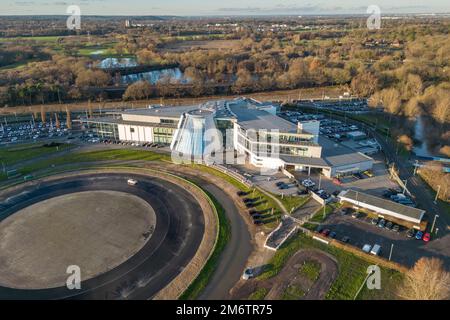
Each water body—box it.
[98,57,188,85]
[413,115,437,158]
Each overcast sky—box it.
[2,0,449,15]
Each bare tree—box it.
[398,257,450,300]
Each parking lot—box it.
[316,209,450,268]
[0,120,71,146]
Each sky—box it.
[1,0,449,16]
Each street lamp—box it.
[434,185,441,204]
[431,215,440,234]
[389,243,394,261]
[402,179,408,195]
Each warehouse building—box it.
[338,189,425,228]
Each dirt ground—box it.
[231,249,338,300]
[0,190,156,289]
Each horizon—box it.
[2,0,450,16]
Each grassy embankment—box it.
[255,232,403,300]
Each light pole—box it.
[431,215,439,234]
[434,185,441,204]
[402,179,408,195]
[388,243,394,261]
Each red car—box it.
[321,229,331,237]
[423,233,431,242]
[333,178,342,185]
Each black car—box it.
[341,236,350,243]
[245,203,255,208]
[406,229,416,238]
[237,191,248,197]
[316,225,324,233]
[243,198,254,203]
[275,181,285,187]
[329,231,337,239]
[253,220,263,225]
[297,189,308,195]
[248,210,258,216]
[252,214,262,220]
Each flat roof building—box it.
[82,97,374,177]
[338,189,425,227]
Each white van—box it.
[370,244,382,256]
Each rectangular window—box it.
[130,128,135,133]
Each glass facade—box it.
[153,127,175,144]
[92,122,119,140]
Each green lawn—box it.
[0,143,73,166]
[248,288,269,300]
[19,149,170,175]
[257,232,403,300]
[308,203,338,224]
[282,284,305,300]
[190,164,284,228]
[299,260,321,282]
[275,194,310,213]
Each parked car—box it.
[415,231,424,240]
[377,219,386,228]
[351,211,360,219]
[371,217,379,225]
[275,181,285,187]
[316,225,324,233]
[329,231,337,239]
[341,236,350,243]
[237,191,248,196]
[364,170,374,178]
[385,221,393,230]
[392,224,400,232]
[362,244,372,253]
[423,233,431,242]
[248,210,258,216]
[321,229,331,237]
[253,220,263,225]
[406,229,416,238]
[370,244,382,256]
[242,268,255,280]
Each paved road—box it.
[0,173,204,300]
[198,183,252,300]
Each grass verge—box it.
[257,232,403,299]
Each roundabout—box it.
[0,172,207,299]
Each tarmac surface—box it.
[0,173,205,300]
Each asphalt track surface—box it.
[0,173,204,300]
[198,183,252,300]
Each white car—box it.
[127,179,138,186]
[362,244,372,253]
[242,268,255,280]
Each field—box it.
[257,232,403,300]
[160,39,240,52]
[0,143,72,166]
